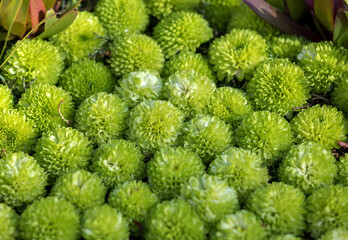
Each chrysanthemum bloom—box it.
[95,0,148,37]
[269,34,308,61]
[209,147,269,201]
[164,70,216,118]
[320,228,348,240]
[1,39,64,93]
[209,29,268,82]
[115,71,163,108]
[247,182,306,235]
[290,104,347,149]
[211,210,267,240]
[145,199,206,240]
[279,142,337,194]
[297,41,348,93]
[91,139,145,188]
[75,92,128,145]
[0,203,18,240]
[51,170,107,211]
[0,84,13,111]
[144,0,200,19]
[153,11,213,58]
[235,111,293,161]
[337,155,348,186]
[332,76,348,114]
[51,11,105,63]
[17,83,74,133]
[82,205,130,240]
[208,87,252,127]
[127,100,184,152]
[19,197,79,240]
[59,58,115,106]
[148,147,204,200]
[270,234,301,240]
[246,59,310,116]
[180,174,239,223]
[306,185,348,238]
[0,109,36,156]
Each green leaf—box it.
[314,0,334,32]
[1,0,30,37]
[333,7,348,48]
[44,8,57,30]
[42,0,56,10]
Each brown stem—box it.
[292,104,312,111]
[338,141,348,149]
[58,100,71,126]
[311,93,329,103]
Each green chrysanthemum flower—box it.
[108,180,158,223]
[109,33,164,78]
[332,76,348,114]
[235,111,293,161]
[75,92,128,145]
[0,84,13,111]
[0,152,47,208]
[34,127,92,179]
[95,0,148,37]
[269,34,308,61]
[164,70,216,118]
[1,39,64,93]
[247,182,306,235]
[337,155,348,186]
[148,147,204,200]
[51,11,105,63]
[19,197,79,240]
[145,199,205,240]
[144,0,200,19]
[209,147,269,201]
[91,139,145,188]
[290,104,347,149]
[321,228,348,240]
[127,100,184,152]
[0,203,18,240]
[17,83,74,133]
[180,174,239,223]
[209,29,268,82]
[115,71,163,108]
[297,41,348,93]
[51,170,107,211]
[246,59,310,116]
[279,142,337,194]
[208,87,252,127]
[270,234,301,240]
[0,109,36,156]
[306,185,348,238]
[211,210,267,240]
[82,204,130,240]
[59,58,115,106]
[153,11,213,58]
[181,115,232,164]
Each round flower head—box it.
[127,100,184,152]
[95,0,148,37]
[148,147,204,200]
[208,87,252,127]
[211,210,267,240]
[109,33,164,78]
[17,83,74,133]
[180,174,239,223]
[0,152,47,208]
[75,92,128,145]
[209,28,268,82]
[51,170,107,211]
[145,199,205,240]
[247,182,306,235]
[0,203,18,240]
[290,104,347,149]
[246,58,310,116]
[51,11,105,63]
[19,197,79,240]
[115,71,163,107]
[332,76,348,114]
[0,109,36,156]
[181,115,232,164]
[297,41,348,93]
[108,180,158,223]
[34,127,92,179]
[82,204,129,240]
[0,84,13,111]
[153,11,213,58]
[91,139,145,188]
[59,58,115,106]
[164,70,216,118]
[321,228,348,240]
[270,234,301,240]
[269,34,308,61]
[306,185,348,238]
[209,147,269,201]
[235,111,293,161]
[279,142,337,194]
[337,155,348,186]
[144,0,200,19]
[1,39,64,93]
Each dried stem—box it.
[338,141,348,149]
[58,100,71,126]
[292,104,312,111]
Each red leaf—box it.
[29,0,46,33]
